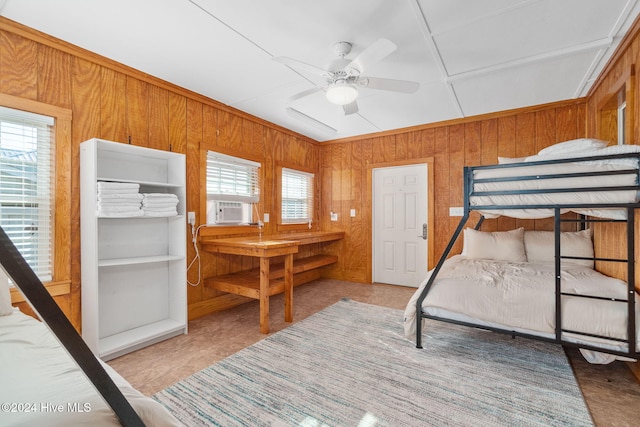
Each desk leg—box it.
[259,257,270,334]
[284,253,293,323]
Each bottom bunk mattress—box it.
[403,255,640,364]
[0,309,182,426]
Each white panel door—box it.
[373,164,428,287]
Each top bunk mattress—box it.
[469,143,640,219]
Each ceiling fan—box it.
[273,38,420,116]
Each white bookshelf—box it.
[80,138,187,361]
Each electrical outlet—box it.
[188,211,196,225]
[330,212,338,221]
[263,213,270,223]
[449,207,464,217]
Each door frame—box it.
[366,157,435,284]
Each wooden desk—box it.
[201,231,344,333]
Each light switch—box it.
[263,213,269,223]
[330,212,338,221]
[350,209,356,217]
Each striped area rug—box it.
[153,299,592,426]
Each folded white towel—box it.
[97,193,143,201]
[142,193,178,200]
[97,188,140,195]
[96,204,142,212]
[142,201,178,208]
[98,199,142,206]
[97,210,145,218]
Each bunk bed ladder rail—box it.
[554,208,638,358]
[415,166,482,348]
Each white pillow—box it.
[498,156,527,164]
[537,138,608,156]
[0,270,13,316]
[524,229,594,268]
[463,227,527,262]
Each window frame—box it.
[276,163,316,232]
[0,94,72,300]
[200,148,263,236]
[0,106,54,281]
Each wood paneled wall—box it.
[0,17,320,328]
[585,14,640,285]
[318,102,587,283]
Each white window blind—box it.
[0,106,54,282]
[206,151,260,203]
[282,168,313,223]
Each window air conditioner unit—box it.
[216,201,243,223]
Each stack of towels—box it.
[96,182,179,218]
[96,182,143,217]
[141,193,179,217]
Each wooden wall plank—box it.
[100,68,127,143]
[0,31,37,99]
[186,99,203,304]
[37,45,71,108]
[125,76,149,146]
[148,85,169,151]
[480,119,497,165]
[169,92,187,154]
[496,116,517,231]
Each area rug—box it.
[153,299,593,426]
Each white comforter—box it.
[471,162,638,219]
[0,310,182,426]
[404,255,640,363]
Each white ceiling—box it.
[1,0,639,142]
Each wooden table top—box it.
[200,230,344,257]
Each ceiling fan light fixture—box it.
[326,82,358,105]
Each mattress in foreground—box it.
[404,255,640,363]
[0,309,182,426]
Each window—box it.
[206,151,260,224]
[281,168,314,224]
[0,107,54,281]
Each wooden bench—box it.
[201,231,344,333]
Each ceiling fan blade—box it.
[273,56,331,77]
[344,38,397,75]
[358,76,420,93]
[343,100,359,115]
[289,86,324,102]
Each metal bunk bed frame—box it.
[415,152,640,360]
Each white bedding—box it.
[470,144,640,220]
[404,255,640,363]
[0,309,182,427]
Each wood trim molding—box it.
[322,98,588,145]
[0,93,72,120]
[10,280,71,304]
